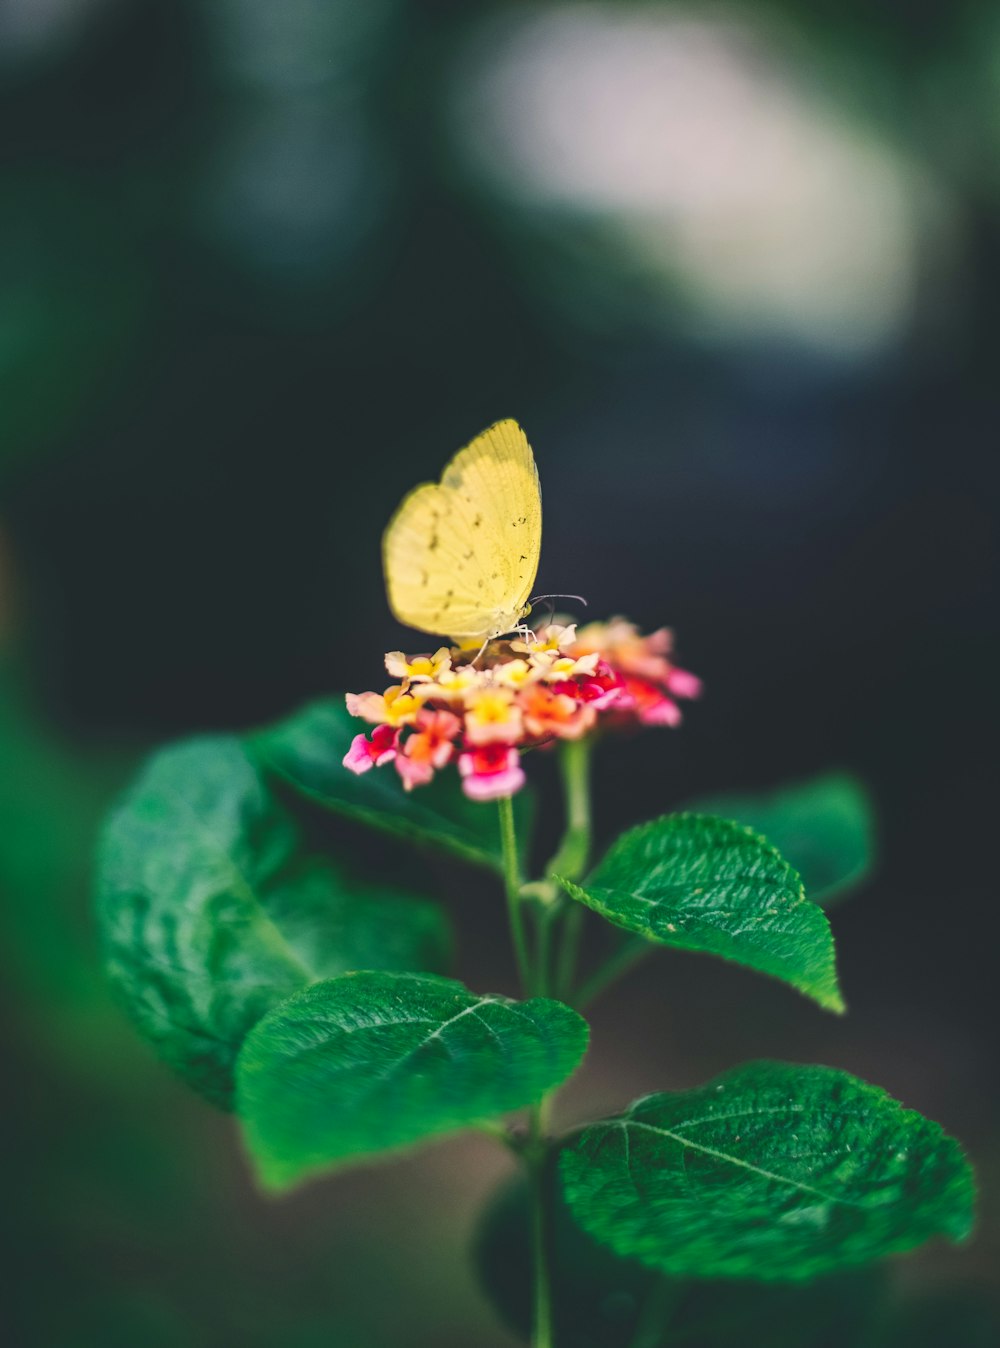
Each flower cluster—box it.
[344,619,701,801]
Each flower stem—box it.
[546,737,592,883]
[498,793,533,994]
[549,738,593,998]
[474,1119,522,1152]
[498,793,556,1348]
[528,1097,554,1348]
[535,906,554,999]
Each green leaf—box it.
[684,774,875,906]
[557,813,843,1012]
[96,737,452,1109]
[236,971,588,1190]
[249,697,533,871]
[560,1061,975,1282]
[476,1175,887,1347]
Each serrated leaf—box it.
[236,971,589,1190]
[684,774,875,906]
[561,1061,975,1281]
[96,737,452,1108]
[476,1174,887,1348]
[249,697,533,871]
[557,813,843,1011]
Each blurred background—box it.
[1,1,997,1344]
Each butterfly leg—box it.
[470,638,491,667]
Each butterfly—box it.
[382,419,542,646]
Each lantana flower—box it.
[395,709,461,791]
[465,688,524,745]
[458,745,526,801]
[384,647,453,684]
[345,686,420,727]
[343,723,399,774]
[344,616,700,800]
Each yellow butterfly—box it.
[382,419,542,646]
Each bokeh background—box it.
[1,1,998,1344]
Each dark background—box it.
[1,1,997,1344]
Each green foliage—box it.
[249,698,533,870]
[236,971,589,1190]
[684,773,875,906]
[558,813,843,1011]
[476,1173,888,1347]
[560,1061,975,1281]
[96,737,451,1109]
[91,712,974,1334]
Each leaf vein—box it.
[621,1120,870,1209]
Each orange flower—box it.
[395,709,462,791]
[519,683,596,741]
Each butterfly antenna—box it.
[529,593,588,607]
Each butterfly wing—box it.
[382,419,542,642]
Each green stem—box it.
[535,906,553,999]
[528,1098,554,1348]
[498,793,556,1347]
[549,738,593,998]
[474,1119,522,1153]
[545,737,592,882]
[498,794,533,994]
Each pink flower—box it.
[568,661,626,711]
[458,745,526,801]
[394,709,462,792]
[666,667,703,700]
[570,619,674,683]
[343,725,399,774]
[621,676,682,726]
[395,751,436,791]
